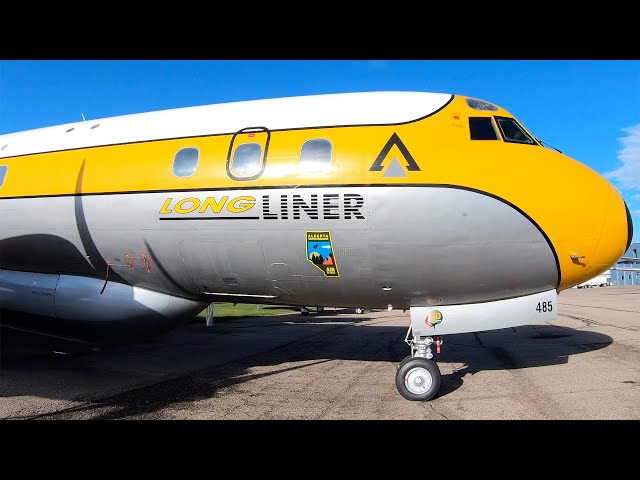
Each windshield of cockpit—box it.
[465,97,538,145]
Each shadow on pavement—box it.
[1,316,613,418]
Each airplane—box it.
[0,91,632,401]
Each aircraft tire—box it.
[397,355,414,368]
[395,357,441,401]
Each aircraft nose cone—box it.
[590,186,631,273]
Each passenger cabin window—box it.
[300,139,332,172]
[0,165,7,188]
[172,147,199,177]
[231,143,263,178]
[469,117,499,140]
[495,117,537,145]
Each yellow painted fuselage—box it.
[0,92,631,340]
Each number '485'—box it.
[536,301,553,313]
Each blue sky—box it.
[1,60,638,242]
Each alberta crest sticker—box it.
[306,231,339,277]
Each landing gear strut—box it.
[395,327,442,401]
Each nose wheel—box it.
[395,325,443,401]
[395,356,441,401]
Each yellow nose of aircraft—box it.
[560,181,632,290]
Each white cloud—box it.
[631,193,640,201]
[322,245,332,249]
[606,124,640,191]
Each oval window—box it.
[300,139,332,172]
[231,143,263,177]
[172,147,200,177]
[0,165,7,188]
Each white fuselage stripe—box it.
[0,92,453,158]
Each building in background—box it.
[610,242,640,286]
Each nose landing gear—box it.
[395,327,442,401]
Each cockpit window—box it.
[466,98,499,111]
[469,117,499,140]
[495,116,537,145]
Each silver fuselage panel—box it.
[0,186,557,318]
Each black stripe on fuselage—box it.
[159,216,260,220]
[0,182,561,289]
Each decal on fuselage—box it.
[306,231,339,277]
[159,193,365,221]
[425,310,443,327]
[369,132,420,178]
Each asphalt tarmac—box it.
[1,286,639,420]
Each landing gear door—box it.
[226,127,270,182]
